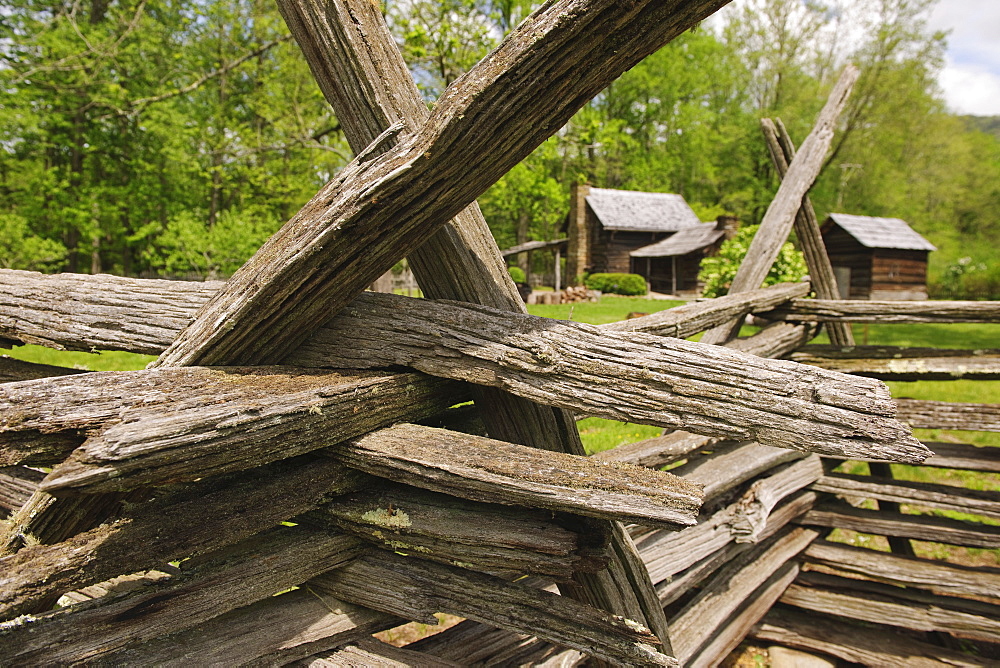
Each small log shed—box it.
[630,216,738,296]
[821,213,937,300]
[565,184,702,283]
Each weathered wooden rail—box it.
[2,0,999,664]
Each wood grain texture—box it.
[0,455,363,619]
[669,527,817,662]
[275,0,522,313]
[311,480,611,579]
[311,550,675,667]
[894,399,1000,432]
[301,637,464,668]
[761,117,853,346]
[671,442,803,502]
[333,423,703,530]
[700,66,857,344]
[780,570,1000,643]
[593,431,716,470]
[0,466,43,513]
[685,562,800,668]
[0,270,222,354]
[154,0,731,367]
[4,368,461,493]
[763,298,1000,323]
[292,292,927,463]
[811,472,1000,520]
[0,526,362,664]
[789,345,1000,380]
[0,356,86,383]
[2,272,911,466]
[804,539,1000,601]
[726,322,819,359]
[637,489,818,585]
[923,441,1000,472]
[753,606,982,668]
[106,587,397,667]
[800,501,1000,549]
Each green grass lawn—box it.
[3,344,154,371]
[526,294,685,323]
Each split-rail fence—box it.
[1,0,998,665]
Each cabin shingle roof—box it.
[826,213,937,252]
[586,187,701,233]
[630,224,724,257]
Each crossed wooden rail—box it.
[0,0,971,663]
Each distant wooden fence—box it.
[1,0,999,665]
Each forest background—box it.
[2,0,998,298]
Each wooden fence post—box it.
[701,65,858,345]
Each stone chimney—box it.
[715,215,739,240]
[565,182,591,285]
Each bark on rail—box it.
[0,270,813,356]
[0,368,462,491]
[292,292,927,462]
[0,270,222,354]
[333,424,703,530]
[752,606,983,668]
[669,527,818,664]
[153,0,731,367]
[311,550,674,667]
[760,117,853,346]
[762,298,1000,323]
[312,481,612,579]
[273,0,674,647]
[0,526,362,663]
[601,282,810,338]
[0,455,363,618]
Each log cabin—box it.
[630,217,737,296]
[821,213,936,300]
[565,184,702,285]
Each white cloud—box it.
[939,61,1000,115]
[929,0,1000,115]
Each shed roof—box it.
[630,224,725,258]
[586,187,701,233]
[826,213,937,252]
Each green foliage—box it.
[698,225,808,298]
[507,266,527,284]
[584,273,648,296]
[0,0,347,277]
[0,214,68,272]
[144,207,281,279]
[930,257,1000,300]
[0,0,995,292]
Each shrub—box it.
[929,257,1000,300]
[698,225,807,298]
[585,272,648,296]
[507,265,526,284]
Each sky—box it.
[930,1,1000,116]
[707,0,1000,117]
